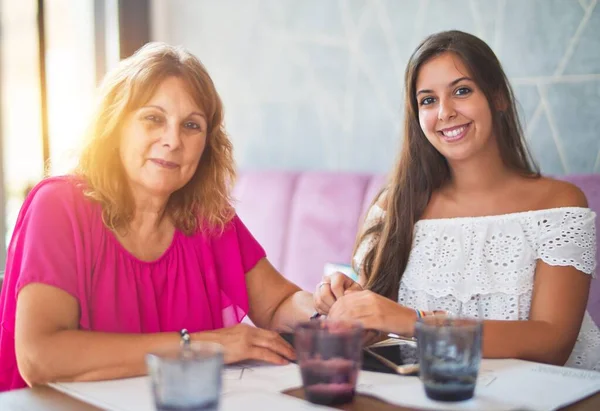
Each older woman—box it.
[0,42,314,391]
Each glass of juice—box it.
[294,319,363,405]
[146,341,223,411]
[415,316,482,402]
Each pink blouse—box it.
[0,176,265,391]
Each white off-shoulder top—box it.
[354,206,599,371]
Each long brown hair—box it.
[75,42,235,235]
[355,30,539,300]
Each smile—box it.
[149,158,180,169]
[437,122,471,142]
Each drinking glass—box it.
[294,319,363,405]
[146,341,224,411]
[415,316,482,402]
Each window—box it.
[0,0,44,251]
[0,0,147,270]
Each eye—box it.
[143,114,163,123]
[420,97,436,106]
[183,121,202,130]
[455,87,472,96]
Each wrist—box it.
[392,306,418,337]
[191,329,220,345]
[179,329,191,347]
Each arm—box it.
[16,281,299,385]
[245,258,314,332]
[328,261,590,365]
[481,259,590,365]
[15,284,182,385]
[485,182,593,365]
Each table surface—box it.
[1,384,599,411]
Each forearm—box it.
[482,320,574,365]
[269,290,314,332]
[18,330,180,385]
[392,312,573,365]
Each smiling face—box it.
[415,52,496,163]
[119,76,208,200]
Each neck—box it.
[446,143,513,194]
[129,191,171,235]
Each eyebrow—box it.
[416,77,474,96]
[140,105,206,120]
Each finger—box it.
[330,274,352,299]
[316,285,336,310]
[315,300,332,315]
[362,329,383,347]
[248,347,289,365]
[316,276,331,290]
[251,329,296,360]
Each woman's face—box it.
[119,76,208,200]
[415,52,496,163]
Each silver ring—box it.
[317,281,330,290]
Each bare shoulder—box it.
[535,177,588,209]
[360,188,388,229]
[374,188,389,209]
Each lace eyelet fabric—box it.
[354,205,599,371]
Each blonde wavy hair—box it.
[75,42,235,235]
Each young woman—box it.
[314,31,598,370]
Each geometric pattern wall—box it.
[151,0,600,175]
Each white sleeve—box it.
[537,208,597,276]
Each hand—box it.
[199,324,295,365]
[313,272,363,316]
[361,329,385,347]
[328,290,417,336]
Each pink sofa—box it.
[233,171,600,328]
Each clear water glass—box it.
[146,341,224,411]
[415,316,483,402]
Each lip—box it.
[437,122,471,142]
[149,158,180,169]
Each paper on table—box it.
[478,359,600,411]
[222,362,303,394]
[50,376,154,411]
[51,378,331,411]
[357,359,600,411]
[49,362,305,411]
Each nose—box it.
[437,98,457,122]
[161,122,182,150]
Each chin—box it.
[435,138,480,160]
[146,187,177,198]
[142,181,183,197]
[439,148,479,163]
